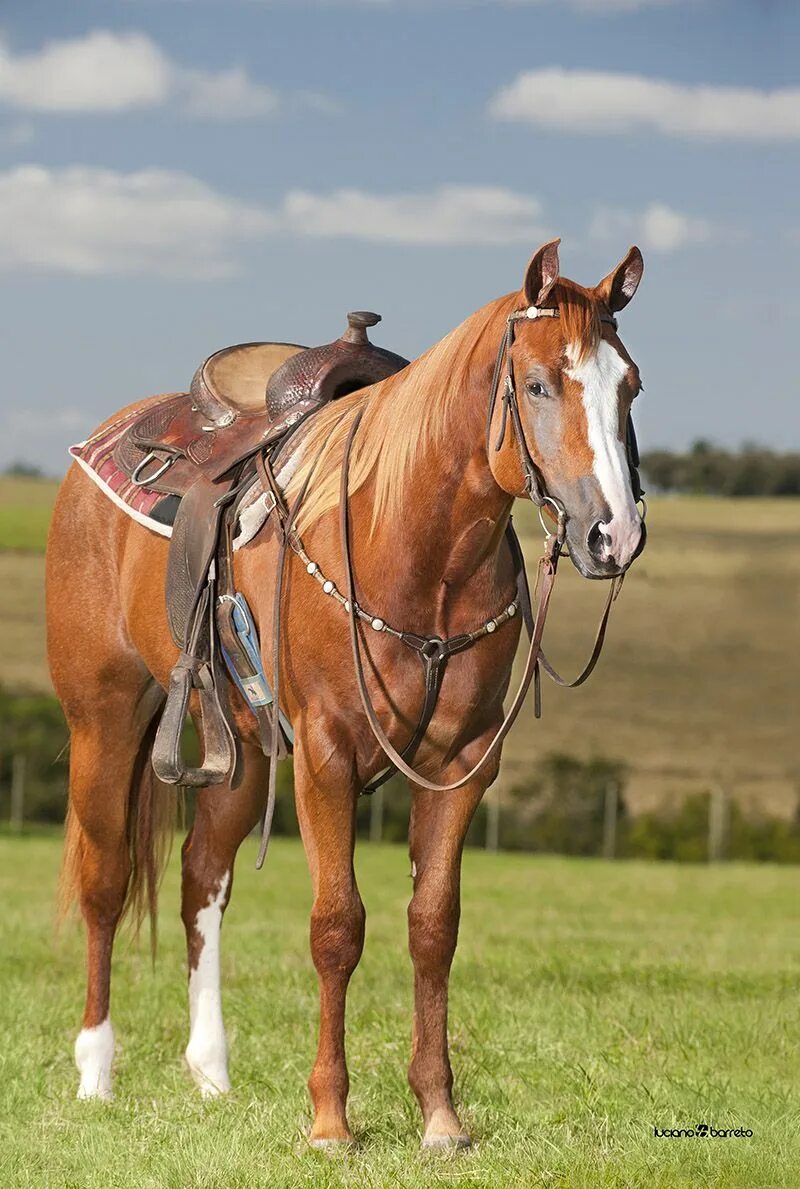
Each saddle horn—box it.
[265,312,409,422]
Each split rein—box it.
[253,303,626,861]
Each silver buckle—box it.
[131,452,175,486]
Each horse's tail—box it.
[58,717,178,957]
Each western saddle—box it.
[115,312,408,798]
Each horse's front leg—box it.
[408,750,490,1149]
[181,741,267,1097]
[293,734,365,1146]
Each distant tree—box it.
[4,461,45,478]
[723,450,772,496]
[641,444,800,497]
[770,454,800,496]
[506,753,627,855]
[638,449,680,493]
[0,688,69,823]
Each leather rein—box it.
[252,302,641,861]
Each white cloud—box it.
[0,171,552,275]
[0,30,278,118]
[490,68,800,142]
[0,31,168,113]
[589,202,715,253]
[179,66,277,119]
[0,166,272,277]
[279,185,548,244]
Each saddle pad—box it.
[70,401,269,544]
[69,401,180,539]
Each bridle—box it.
[487,302,644,538]
[252,301,644,862]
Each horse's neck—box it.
[361,372,512,622]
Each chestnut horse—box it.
[47,240,645,1147]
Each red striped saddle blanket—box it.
[69,400,181,538]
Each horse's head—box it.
[488,239,646,579]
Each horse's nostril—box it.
[586,521,607,561]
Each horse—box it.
[46,239,646,1148]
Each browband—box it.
[510,306,619,330]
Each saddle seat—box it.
[190,342,304,424]
[114,311,409,500]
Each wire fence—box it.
[2,687,798,864]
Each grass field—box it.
[0,476,58,554]
[1,476,797,813]
[0,832,798,1188]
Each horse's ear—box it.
[597,246,644,313]
[524,239,561,307]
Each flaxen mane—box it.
[286,295,512,535]
[286,278,603,536]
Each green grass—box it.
[1,832,798,1187]
[0,477,60,552]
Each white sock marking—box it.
[75,1017,114,1101]
[185,871,231,1098]
[567,339,642,567]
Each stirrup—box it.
[152,654,235,786]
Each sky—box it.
[0,0,797,473]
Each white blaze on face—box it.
[566,339,642,567]
[185,871,231,1099]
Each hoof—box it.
[308,1137,353,1150]
[196,1080,230,1101]
[76,1085,114,1103]
[422,1106,471,1150]
[422,1133,472,1151]
[186,1053,231,1099]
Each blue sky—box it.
[0,0,797,472]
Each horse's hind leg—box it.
[181,742,267,1097]
[64,686,163,1100]
[407,773,485,1148]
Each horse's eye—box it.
[527,380,548,398]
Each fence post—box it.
[10,753,26,832]
[708,785,728,862]
[486,792,500,852]
[369,784,384,844]
[602,780,618,860]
